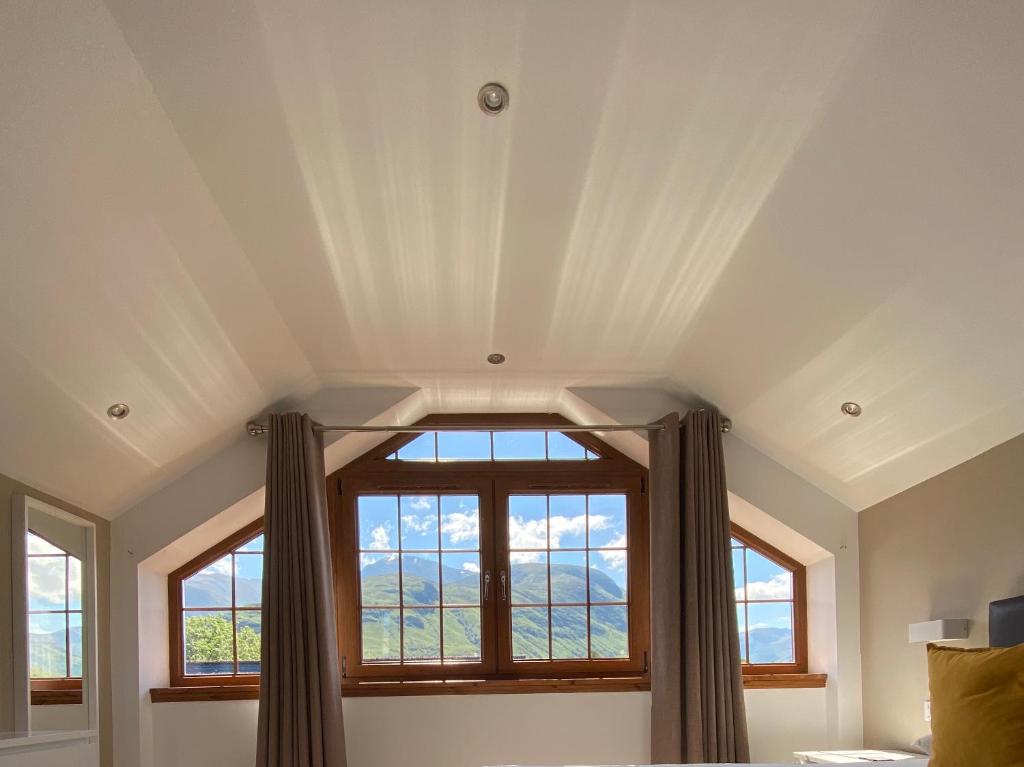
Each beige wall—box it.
[0,472,112,767]
[860,433,1024,750]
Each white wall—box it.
[113,385,863,766]
[148,689,828,767]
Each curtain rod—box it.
[245,421,671,437]
[246,417,733,436]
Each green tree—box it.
[184,614,233,662]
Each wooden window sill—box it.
[31,689,83,705]
[151,673,825,702]
[742,672,827,689]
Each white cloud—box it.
[461,561,480,574]
[408,496,433,510]
[441,511,479,544]
[28,558,66,608]
[401,513,437,534]
[593,548,627,572]
[510,551,544,564]
[368,524,393,550]
[739,574,792,601]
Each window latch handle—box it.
[500,570,508,601]
[483,570,491,601]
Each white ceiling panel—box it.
[1,0,1022,515]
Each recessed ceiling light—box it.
[486,353,506,365]
[841,401,862,417]
[107,402,130,420]
[478,83,509,116]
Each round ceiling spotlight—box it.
[478,83,509,116]
[841,401,862,417]
[486,353,506,365]
[107,402,130,420]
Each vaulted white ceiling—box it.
[2,0,1023,517]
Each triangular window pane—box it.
[386,429,601,461]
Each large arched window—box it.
[163,414,814,695]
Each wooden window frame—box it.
[157,414,821,699]
[167,518,264,688]
[730,523,808,676]
[331,414,650,689]
[26,530,83,704]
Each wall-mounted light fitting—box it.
[908,619,970,644]
[478,83,509,116]
[841,401,862,417]
[107,402,130,420]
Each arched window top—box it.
[730,524,807,674]
[385,430,601,462]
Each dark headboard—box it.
[989,595,1024,647]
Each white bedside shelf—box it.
[794,750,921,763]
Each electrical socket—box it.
[924,700,931,722]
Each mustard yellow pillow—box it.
[927,643,1024,767]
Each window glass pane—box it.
[396,432,436,461]
[590,605,629,658]
[235,611,262,674]
[69,612,83,677]
[551,606,588,658]
[440,496,479,550]
[360,553,399,606]
[732,547,745,600]
[548,495,586,548]
[28,556,66,611]
[588,494,627,548]
[402,553,440,606]
[183,610,234,675]
[511,553,547,604]
[589,550,628,602]
[442,607,481,663]
[493,431,546,460]
[585,449,600,460]
[508,495,546,549]
[441,553,480,605]
[403,608,440,661]
[182,554,232,608]
[67,557,82,611]
[737,604,747,663]
[237,534,264,552]
[745,548,792,600]
[358,496,398,551]
[234,553,263,608]
[512,607,549,660]
[546,432,585,460]
[746,602,794,663]
[27,531,62,555]
[400,496,439,550]
[29,613,66,678]
[437,431,491,461]
[362,608,401,662]
[549,551,587,603]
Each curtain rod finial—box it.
[247,422,268,436]
[720,417,732,434]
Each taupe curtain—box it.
[650,409,749,763]
[256,413,347,767]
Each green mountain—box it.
[741,627,794,664]
[359,557,629,661]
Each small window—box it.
[730,525,807,674]
[168,522,264,685]
[386,430,601,462]
[26,531,82,683]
